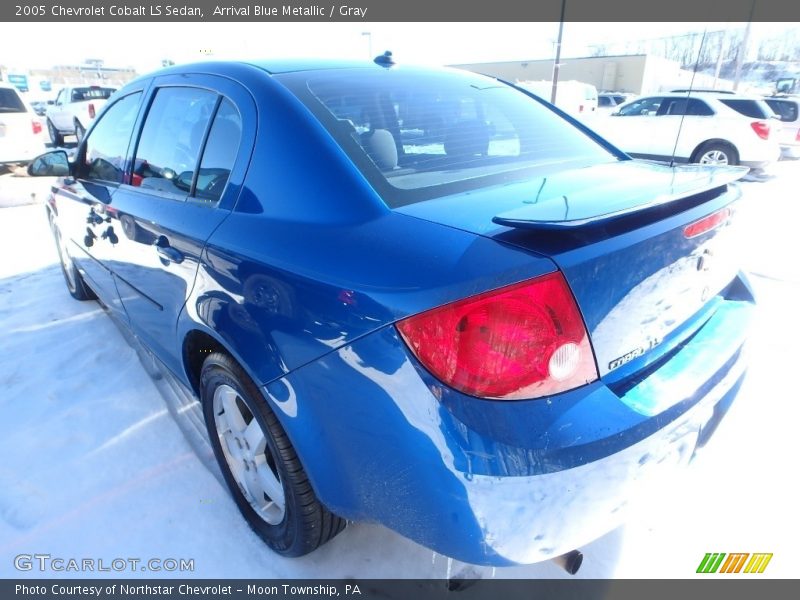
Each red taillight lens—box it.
[88,103,96,119]
[683,207,731,238]
[397,272,598,400]
[795,129,800,142]
[750,121,770,140]
[31,120,42,135]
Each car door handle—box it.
[153,236,184,264]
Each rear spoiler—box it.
[493,165,748,231]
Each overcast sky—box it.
[1,21,798,75]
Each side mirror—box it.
[27,150,71,177]
[47,100,55,105]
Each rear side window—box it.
[283,69,614,205]
[719,99,771,119]
[82,92,142,183]
[661,98,714,116]
[194,98,242,203]
[765,99,798,122]
[71,87,116,102]
[0,88,26,113]
[132,87,217,198]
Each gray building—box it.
[453,54,735,94]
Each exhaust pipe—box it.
[552,549,583,575]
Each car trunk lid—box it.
[396,160,748,379]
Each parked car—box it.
[28,60,753,567]
[45,85,117,146]
[597,92,635,113]
[0,83,46,166]
[764,95,800,159]
[516,80,598,115]
[587,91,780,167]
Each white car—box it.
[517,80,598,116]
[586,91,780,168]
[45,85,116,145]
[764,95,800,159]
[0,84,46,166]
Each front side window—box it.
[81,92,142,183]
[281,68,615,205]
[617,97,663,116]
[132,87,217,197]
[193,98,242,203]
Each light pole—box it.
[361,32,372,59]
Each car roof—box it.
[245,59,386,74]
[635,91,765,101]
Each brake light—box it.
[31,120,42,135]
[750,121,770,140]
[397,272,598,400]
[683,207,731,239]
[88,103,96,119]
[796,129,800,142]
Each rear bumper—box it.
[264,275,754,566]
[0,140,46,164]
[779,143,800,159]
[741,142,781,168]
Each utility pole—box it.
[362,32,372,59]
[550,0,566,104]
[712,28,726,90]
[733,1,755,91]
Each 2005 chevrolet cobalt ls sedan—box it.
[28,58,753,566]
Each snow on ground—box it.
[0,162,798,579]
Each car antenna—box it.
[670,27,708,168]
[374,51,395,67]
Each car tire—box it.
[692,142,739,166]
[200,352,346,557]
[47,119,64,147]
[49,211,96,301]
[74,120,86,143]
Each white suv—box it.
[586,91,780,168]
[0,84,46,166]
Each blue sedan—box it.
[28,57,753,567]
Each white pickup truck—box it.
[45,85,116,146]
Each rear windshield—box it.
[765,98,798,122]
[278,68,616,207]
[719,99,772,119]
[0,88,26,113]
[72,87,116,101]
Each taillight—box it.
[750,121,770,140]
[683,207,731,239]
[88,103,96,119]
[796,129,800,142]
[31,120,42,135]
[397,272,598,400]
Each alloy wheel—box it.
[212,384,286,525]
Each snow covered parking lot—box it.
[0,162,798,579]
